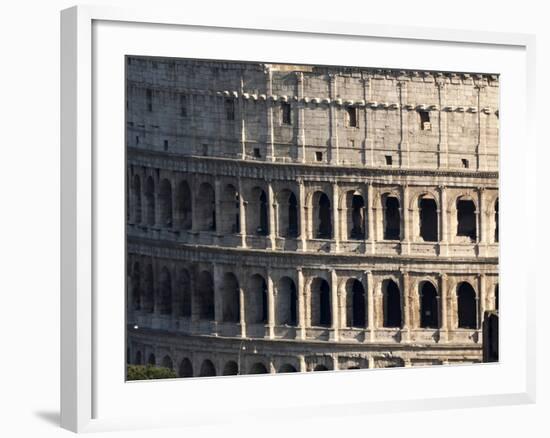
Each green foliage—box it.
[127,364,177,381]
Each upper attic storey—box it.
[126,56,499,172]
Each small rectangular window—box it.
[419,111,431,130]
[253,148,261,158]
[135,136,139,145]
[385,155,393,165]
[281,102,292,125]
[202,144,208,156]
[163,140,168,151]
[146,89,152,112]
[152,61,158,69]
[127,57,132,65]
[315,152,323,162]
[347,107,358,127]
[461,158,469,168]
[225,99,235,121]
[180,95,187,117]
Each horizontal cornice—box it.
[127,148,499,184]
[127,236,499,270]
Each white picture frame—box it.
[60,4,536,433]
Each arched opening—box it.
[247,274,268,324]
[132,175,142,224]
[220,184,240,234]
[161,355,173,370]
[288,192,298,237]
[249,363,268,374]
[314,192,332,239]
[277,190,298,238]
[131,262,141,311]
[178,358,193,377]
[144,176,155,226]
[420,281,439,328]
[349,193,365,240]
[223,361,239,376]
[279,364,297,373]
[222,272,240,323]
[177,268,191,317]
[254,188,269,236]
[457,282,477,329]
[494,199,499,243]
[197,271,214,320]
[456,198,476,240]
[199,359,216,377]
[383,279,402,328]
[277,277,297,326]
[419,197,438,242]
[196,182,216,231]
[313,364,329,372]
[311,278,331,327]
[134,351,142,365]
[346,279,366,328]
[148,353,156,366]
[143,264,154,313]
[384,195,401,240]
[176,180,192,230]
[158,267,172,315]
[159,179,173,228]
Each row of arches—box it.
[129,261,490,330]
[130,353,351,377]
[128,174,499,243]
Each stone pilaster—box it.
[240,75,246,160]
[436,79,448,168]
[478,274,485,332]
[238,178,247,248]
[478,187,487,257]
[439,273,448,342]
[298,355,306,372]
[298,179,307,251]
[402,184,410,254]
[367,183,376,254]
[401,271,411,342]
[366,271,375,341]
[265,66,274,161]
[330,269,339,341]
[397,81,409,167]
[361,74,371,165]
[296,72,306,163]
[439,185,448,256]
[268,181,276,250]
[328,74,339,164]
[297,268,306,340]
[368,356,376,369]
[332,182,340,252]
[475,187,482,246]
[239,279,246,338]
[267,268,275,339]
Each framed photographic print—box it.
[61,4,536,433]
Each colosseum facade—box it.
[126,56,499,377]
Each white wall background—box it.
[0,1,546,437]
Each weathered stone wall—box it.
[127,57,499,169]
[126,56,499,377]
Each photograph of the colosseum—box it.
[126,56,499,380]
